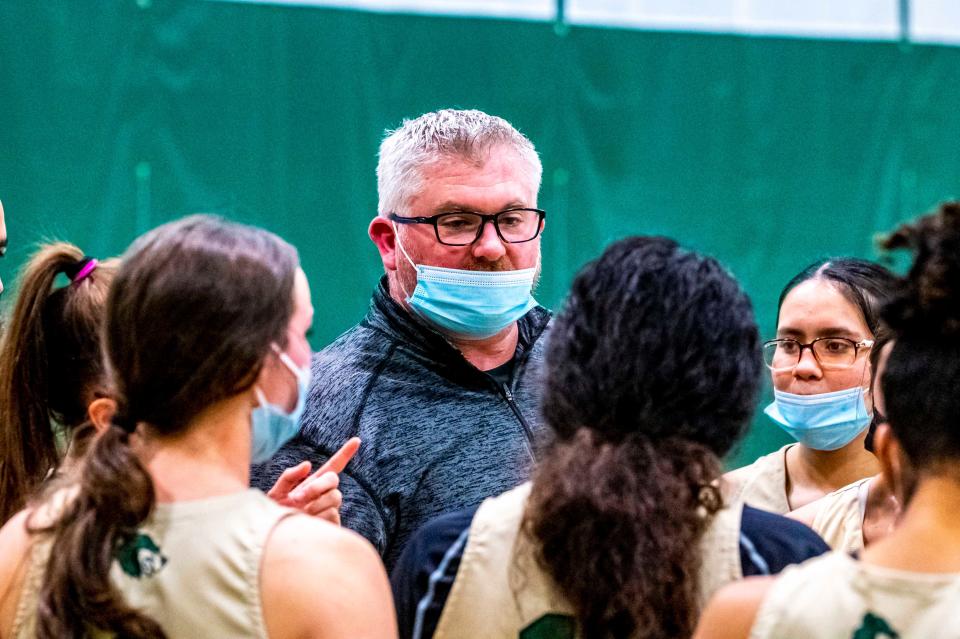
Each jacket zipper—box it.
[499,383,538,461]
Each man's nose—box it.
[471,220,507,262]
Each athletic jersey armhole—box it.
[740,505,830,577]
[391,507,477,639]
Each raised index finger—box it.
[267,460,312,500]
[310,437,361,479]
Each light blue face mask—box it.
[394,226,538,340]
[250,346,311,464]
[764,386,872,451]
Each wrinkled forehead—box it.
[423,144,538,178]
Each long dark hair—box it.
[0,243,116,524]
[33,215,299,638]
[880,202,960,473]
[777,257,896,338]
[524,237,762,639]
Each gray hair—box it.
[377,109,542,215]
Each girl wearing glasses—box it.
[726,258,895,515]
[696,202,960,639]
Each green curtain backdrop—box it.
[2,1,958,466]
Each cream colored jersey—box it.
[12,489,295,638]
[434,482,744,639]
[750,551,960,638]
[725,444,794,514]
[811,477,871,554]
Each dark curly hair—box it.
[523,236,762,639]
[880,201,960,471]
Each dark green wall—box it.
[2,1,958,466]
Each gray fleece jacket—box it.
[251,277,551,569]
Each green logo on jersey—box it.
[852,612,900,639]
[520,614,575,639]
[116,533,167,578]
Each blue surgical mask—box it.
[764,386,872,451]
[250,347,311,464]
[394,226,538,340]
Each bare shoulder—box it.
[261,515,397,639]
[0,510,36,635]
[693,576,774,639]
[267,513,383,570]
[0,509,34,590]
[0,509,32,553]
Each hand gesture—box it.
[268,437,361,526]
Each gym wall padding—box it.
[2,1,958,466]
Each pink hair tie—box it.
[72,258,99,283]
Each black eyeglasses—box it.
[762,337,874,371]
[388,208,546,246]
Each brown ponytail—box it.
[0,243,115,524]
[525,237,762,638]
[34,424,164,638]
[525,431,721,638]
[32,215,299,636]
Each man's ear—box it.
[368,216,398,271]
[87,397,117,434]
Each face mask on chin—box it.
[393,224,538,340]
[250,346,311,464]
[764,386,873,451]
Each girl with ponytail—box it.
[0,239,356,529]
[391,236,828,639]
[698,201,960,639]
[0,243,117,524]
[0,215,396,638]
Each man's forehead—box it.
[420,152,536,189]
[420,145,535,176]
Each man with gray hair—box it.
[252,109,551,568]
